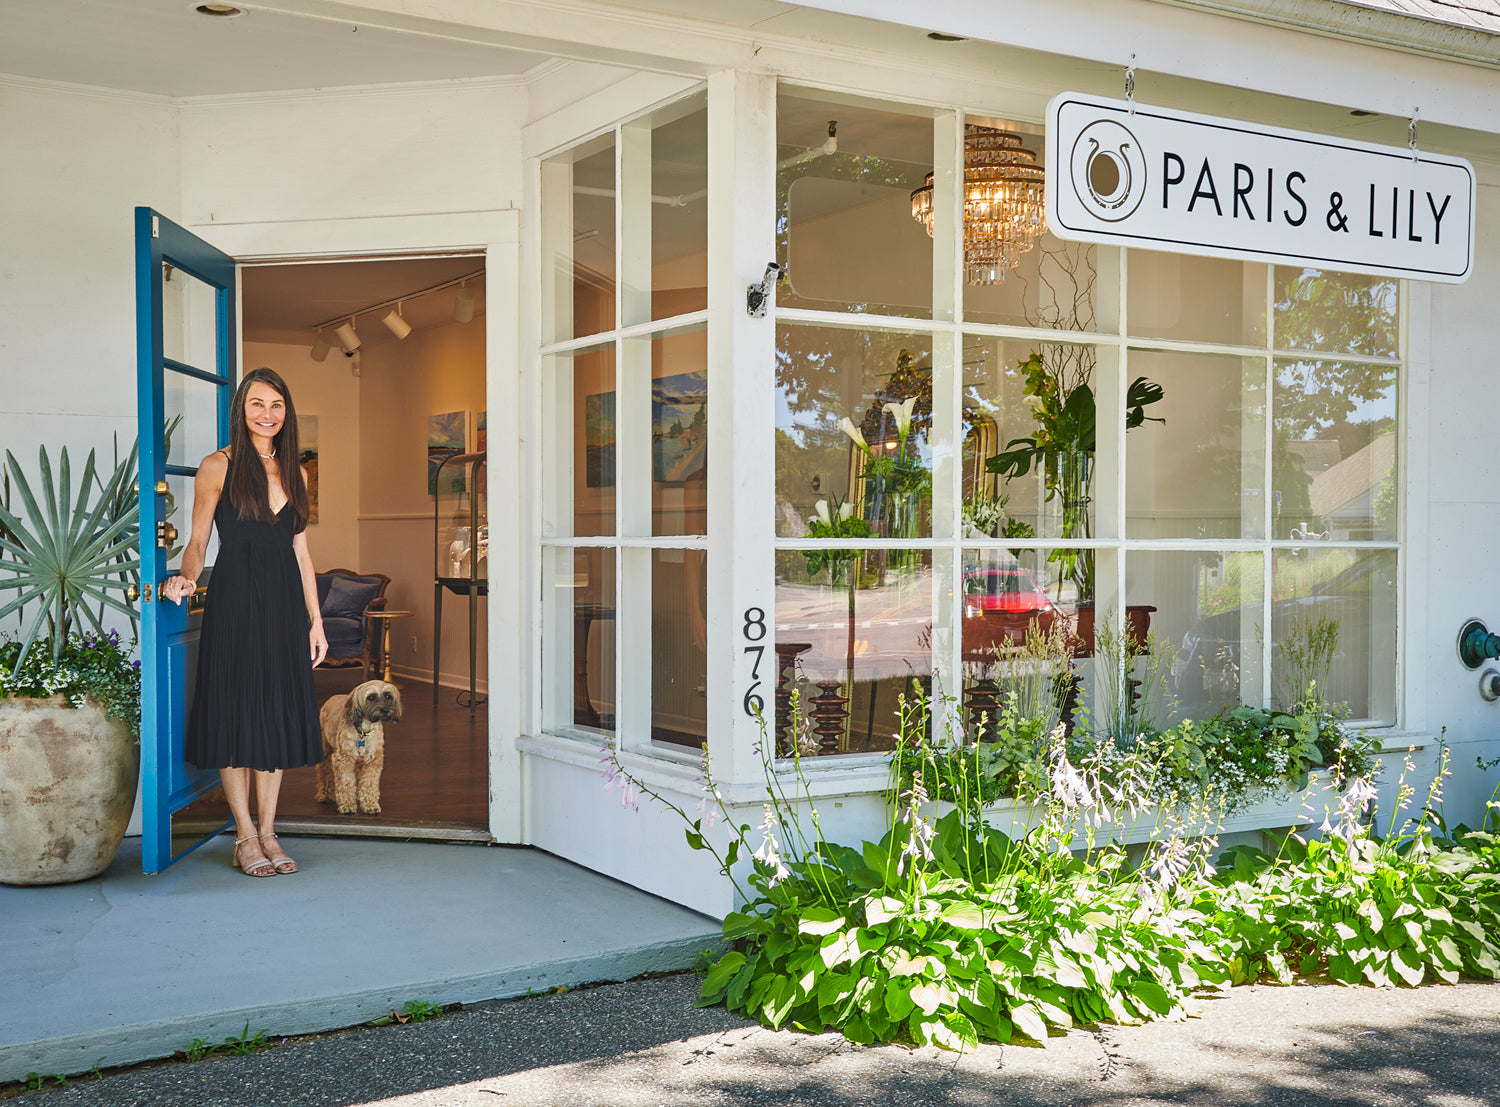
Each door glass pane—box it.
[651,550,707,751]
[164,369,220,469]
[1273,358,1397,540]
[778,93,934,318]
[1271,549,1395,724]
[1274,268,1398,357]
[651,329,707,537]
[775,324,934,539]
[1132,549,1266,722]
[962,336,1100,544]
[160,265,220,370]
[775,550,932,754]
[1125,350,1266,540]
[1128,250,1267,346]
[162,473,217,575]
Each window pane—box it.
[1130,549,1267,722]
[561,547,615,735]
[650,101,707,321]
[961,545,1080,655]
[569,346,616,538]
[962,336,1099,544]
[651,329,707,537]
[778,94,934,318]
[775,550,932,754]
[1273,359,1397,540]
[776,325,933,539]
[1274,268,1397,357]
[1125,350,1266,540]
[543,137,615,342]
[965,236,1109,332]
[1271,549,1395,723]
[1128,250,1267,346]
[164,369,220,469]
[651,550,707,751]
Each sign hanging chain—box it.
[1409,107,1420,162]
[1125,53,1136,114]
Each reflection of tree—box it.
[1275,269,1397,356]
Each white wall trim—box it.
[0,71,173,104]
[176,72,527,108]
[189,210,519,260]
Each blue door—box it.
[135,208,236,873]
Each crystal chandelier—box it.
[910,126,1047,285]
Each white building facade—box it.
[5,0,1500,916]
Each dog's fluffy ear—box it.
[345,694,363,728]
[386,684,403,718]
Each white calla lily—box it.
[839,416,869,453]
[812,499,832,529]
[836,500,853,522]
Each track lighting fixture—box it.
[310,331,332,362]
[381,303,411,339]
[454,283,475,324]
[334,319,361,353]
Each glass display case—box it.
[433,452,488,713]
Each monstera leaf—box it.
[0,446,140,671]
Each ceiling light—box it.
[381,303,411,340]
[334,319,361,353]
[454,283,475,324]
[310,331,332,362]
[911,125,1046,284]
[194,4,244,16]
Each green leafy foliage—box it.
[0,630,142,737]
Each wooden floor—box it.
[180,668,490,831]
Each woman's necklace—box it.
[259,449,275,459]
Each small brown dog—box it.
[316,680,402,815]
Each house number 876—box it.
[742,606,766,716]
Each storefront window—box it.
[539,92,711,755]
[1273,268,1398,358]
[1128,250,1267,346]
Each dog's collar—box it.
[357,719,379,735]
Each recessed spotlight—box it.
[195,4,244,17]
[927,31,967,42]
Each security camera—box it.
[746,262,785,318]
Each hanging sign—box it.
[1047,92,1475,283]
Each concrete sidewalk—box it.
[0,836,722,1085]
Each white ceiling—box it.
[241,256,485,347]
[1,0,549,97]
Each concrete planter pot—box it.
[0,695,139,885]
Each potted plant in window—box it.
[985,350,1164,652]
[0,444,143,885]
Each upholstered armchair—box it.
[314,568,391,681]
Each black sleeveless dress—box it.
[185,457,322,771]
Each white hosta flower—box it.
[839,416,870,453]
[753,808,791,886]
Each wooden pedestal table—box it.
[364,610,412,684]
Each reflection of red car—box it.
[962,566,1057,656]
[962,566,1055,617]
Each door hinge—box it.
[152,214,160,238]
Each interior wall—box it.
[358,318,488,689]
[244,340,361,571]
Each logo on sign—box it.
[1070,119,1147,222]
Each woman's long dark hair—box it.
[226,367,310,532]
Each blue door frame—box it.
[134,207,236,873]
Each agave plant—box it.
[0,445,141,671]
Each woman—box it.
[162,368,328,877]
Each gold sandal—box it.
[233,835,276,877]
[259,832,298,874]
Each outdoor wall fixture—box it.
[1481,669,1500,702]
[1457,618,1500,670]
[746,262,783,318]
[910,125,1047,284]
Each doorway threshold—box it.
[178,818,493,843]
[277,818,493,843]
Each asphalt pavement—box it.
[7,972,1498,1106]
